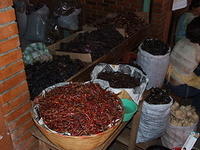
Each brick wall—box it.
[150,0,173,42]
[0,0,37,149]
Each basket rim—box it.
[32,113,122,139]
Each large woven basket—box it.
[33,117,120,150]
[31,81,122,150]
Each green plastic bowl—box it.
[121,99,138,122]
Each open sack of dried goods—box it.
[91,63,148,104]
[136,38,171,89]
[53,0,81,31]
[32,82,123,150]
[161,102,199,149]
[136,88,173,143]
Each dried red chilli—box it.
[35,83,123,136]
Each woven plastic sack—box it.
[161,122,198,149]
[136,44,170,89]
[57,9,81,30]
[136,100,173,143]
[90,63,148,104]
[24,4,49,41]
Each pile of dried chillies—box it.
[34,83,123,136]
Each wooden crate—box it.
[66,25,150,82]
[48,26,97,63]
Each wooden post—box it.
[128,101,143,150]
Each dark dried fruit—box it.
[25,55,85,100]
[35,83,123,136]
[58,26,124,60]
[94,12,147,36]
[97,71,140,88]
[141,38,169,55]
[145,88,171,104]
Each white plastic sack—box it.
[136,100,173,143]
[24,5,49,41]
[136,44,170,89]
[161,123,198,149]
[57,9,81,30]
[90,63,148,104]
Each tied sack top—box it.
[167,38,200,89]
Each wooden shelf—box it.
[117,127,162,150]
[117,127,130,146]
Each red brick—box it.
[0,48,22,68]
[0,71,26,93]
[0,36,20,54]
[1,81,28,104]
[0,60,24,81]
[1,92,29,115]
[6,102,31,122]
[8,111,32,132]
[0,23,18,40]
[0,8,16,24]
[10,120,34,143]
[0,0,13,9]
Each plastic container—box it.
[121,99,138,122]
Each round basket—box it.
[32,116,120,150]
[31,82,122,150]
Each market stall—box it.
[16,0,151,149]
[1,0,200,150]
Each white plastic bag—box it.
[24,5,49,41]
[136,44,170,89]
[161,123,198,149]
[57,9,81,30]
[136,100,173,143]
[90,63,148,104]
